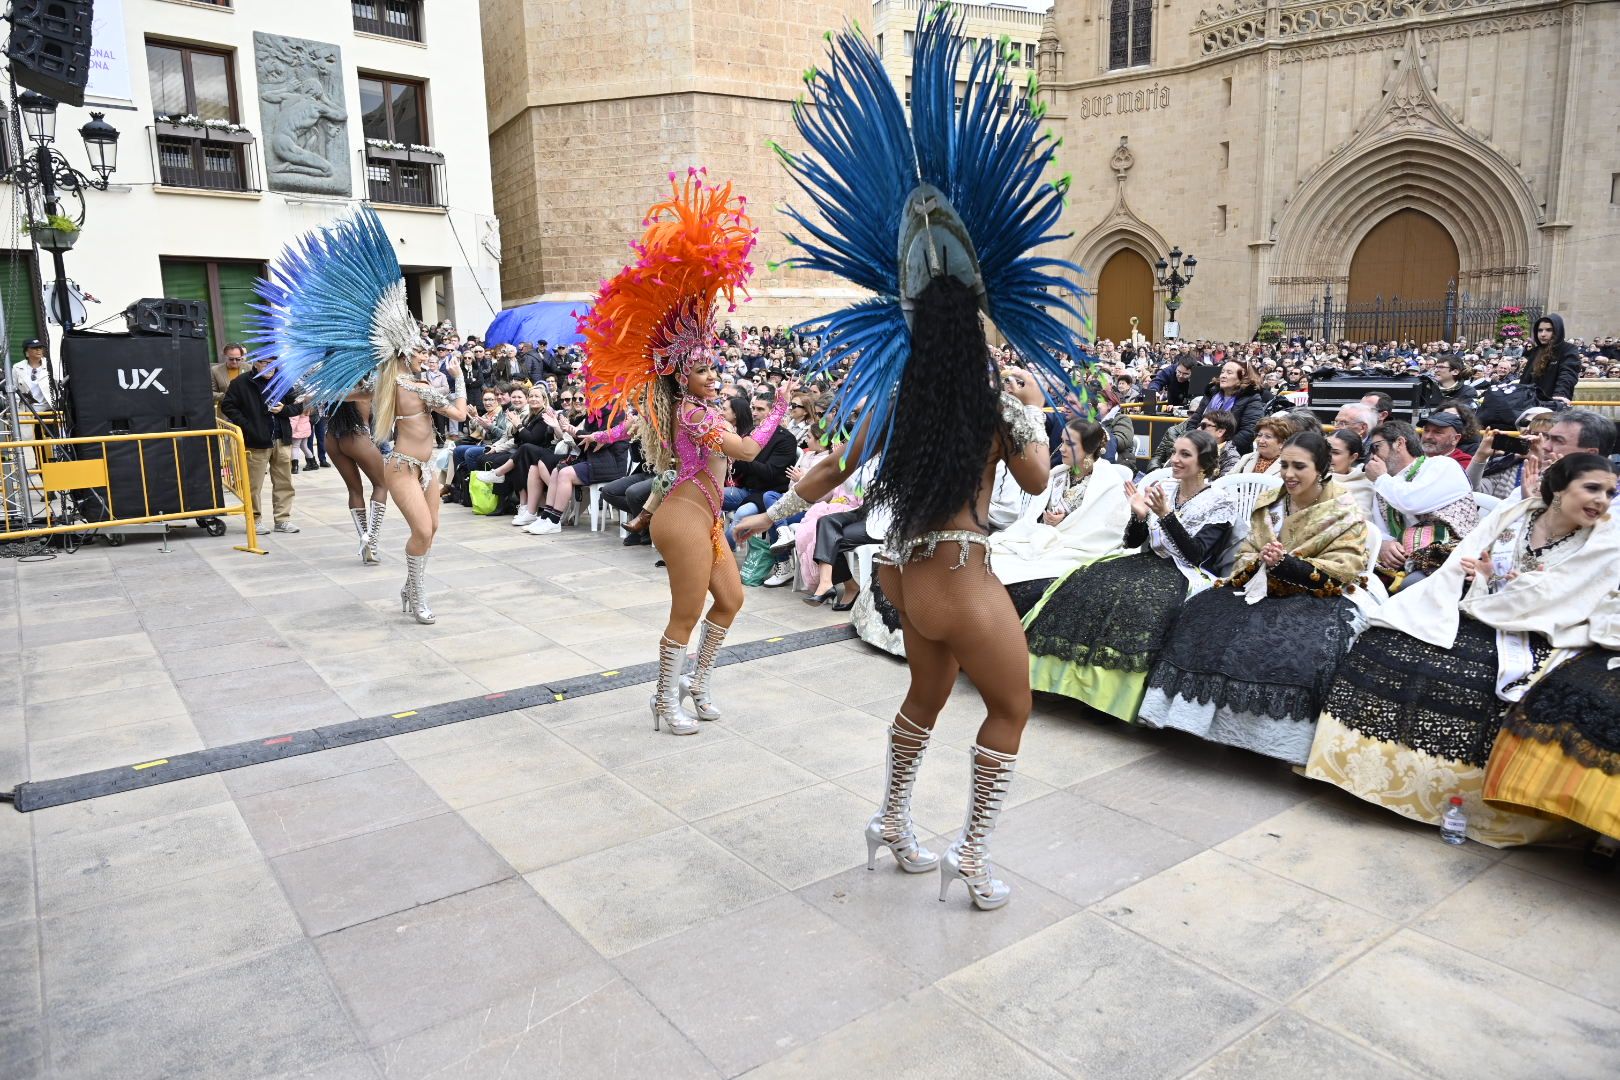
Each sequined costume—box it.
[383,375,454,492]
[674,392,789,561]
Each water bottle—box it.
[1440,796,1468,845]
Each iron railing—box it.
[362,150,445,208]
[150,127,262,194]
[1260,281,1541,345]
[352,0,424,42]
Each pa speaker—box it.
[124,298,209,339]
[1306,375,1445,427]
[7,0,95,107]
[60,333,221,520]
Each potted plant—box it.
[1255,317,1286,343]
[1495,305,1531,345]
[23,213,80,251]
[364,137,445,164]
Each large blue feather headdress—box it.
[249,206,421,406]
[773,4,1092,466]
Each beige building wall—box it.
[481,0,871,326]
[1043,0,1620,343]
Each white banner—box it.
[85,0,134,107]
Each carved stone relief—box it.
[253,32,352,196]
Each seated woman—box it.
[1328,428,1377,522]
[1306,453,1620,846]
[1234,414,1296,476]
[989,418,1133,616]
[470,385,559,516]
[1485,584,1620,860]
[1022,430,1238,724]
[1466,407,1555,501]
[1138,433,1374,764]
[1195,409,1241,478]
[523,410,636,535]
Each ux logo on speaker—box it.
[118,368,168,394]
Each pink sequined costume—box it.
[674,392,791,562]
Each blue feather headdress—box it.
[248,206,421,406]
[774,4,1092,466]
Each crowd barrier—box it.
[0,420,266,555]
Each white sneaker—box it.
[472,470,501,485]
[770,524,799,553]
[273,521,300,534]
[762,559,795,587]
[524,517,562,535]
[511,508,537,526]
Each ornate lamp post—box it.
[1154,246,1196,338]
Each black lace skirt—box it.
[1024,553,1189,673]
[328,401,368,442]
[1147,589,1361,723]
[1504,649,1620,775]
[1004,578,1055,620]
[1325,615,1548,768]
[870,577,903,634]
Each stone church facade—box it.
[1043,0,1619,343]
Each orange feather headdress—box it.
[578,168,756,421]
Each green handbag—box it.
[739,535,775,586]
[468,475,500,515]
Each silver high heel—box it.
[401,553,435,624]
[939,744,1017,910]
[362,500,386,564]
[651,635,697,735]
[678,619,727,721]
[348,507,369,563]
[865,711,939,873]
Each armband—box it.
[766,487,813,523]
[1000,392,1048,451]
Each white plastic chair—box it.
[1473,491,1501,514]
[1212,472,1282,577]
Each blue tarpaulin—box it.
[483,300,586,348]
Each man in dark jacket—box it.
[220,355,303,532]
[1519,313,1582,406]
[1146,356,1197,408]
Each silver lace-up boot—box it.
[678,619,728,721]
[865,711,940,873]
[651,635,698,735]
[939,744,1017,910]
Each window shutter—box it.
[215,262,264,357]
[0,252,41,363]
[160,259,216,357]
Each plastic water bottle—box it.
[1440,796,1468,845]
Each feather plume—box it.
[579,169,757,423]
[249,206,418,407]
[778,4,1093,469]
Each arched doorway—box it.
[1096,249,1154,343]
[1346,209,1460,340]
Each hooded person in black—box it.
[1519,313,1582,405]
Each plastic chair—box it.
[1212,472,1282,577]
[1473,491,1501,514]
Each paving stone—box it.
[1096,849,1395,999]
[742,708,891,778]
[618,892,921,1075]
[551,703,742,768]
[19,631,155,675]
[147,615,280,654]
[27,714,203,779]
[1185,1011,1420,1079]
[0,1016,44,1080]
[161,637,299,681]
[455,646,602,692]
[1295,930,1620,1080]
[1216,796,1496,921]
[271,812,513,936]
[332,669,490,716]
[18,613,143,650]
[371,977,715,1080]
[617,737,820,821]
[191,687,358,747]
[460,773,680,875]
[941,912,1268,1079]
[1412,863,1620,1011]
[177,659,330,713]
[698,781,878,889]
[316,878,613,1047]
[237,762,446,857]
[28,774,232,842]
[23,682,188,743]
[302,641,452,687]
[384,711,539,761]
[745,987,1066,1079]
[527,825,781,957]
[137,595,261,631]
[0,921,40,1023]
[49,942,361,1080]
[222,740,399,800]
[404,727,603,810]
[41,860,303,1011]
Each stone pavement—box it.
[1,467,1617,1079]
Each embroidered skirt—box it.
[1138,589,1360,765]
[1484,648,1620,840]
[1304,615,1568,847]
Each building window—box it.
[1108,0,1153,70]
[904,77,911,109]
[159,259,264,360]
[1612,173,1620,204]
[1026,43,1037,68]
[1216,205,1228,233]
[1223,76,1233,106]
[876,33,883,57]
[353,0,424,42]
[148,41,254,192]
[1220,141,1230,169]
[904,30,914,57]
[360,74,441,206]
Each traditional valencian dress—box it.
[1021,478,1238,723]
[1306,496,1620,846]
[1138,481,1376,765]
[1484,586,1620,840]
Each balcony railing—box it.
[150,123,262,194]
[352,0,423,42]
[362,146,445,208]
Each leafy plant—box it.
[1255,317,1286,343]
[19,213,79,236]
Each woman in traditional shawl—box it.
[1306,453,1620,846]
[1138,433,1374,764]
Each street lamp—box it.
[1155,246,1197,338]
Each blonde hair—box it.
[370,355,410,448]
[640,375,678,475]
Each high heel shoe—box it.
[400,553,436,624]
[865,712,939,873]
[362,500,386,565]
[939,744,1017,910]
[650,635,697,735]
[678,619,727,721]
[348,506,368,562]
[624,509,652,534]
[802,589,836,606]
[832,591,858,612]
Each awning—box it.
[483,300,586,348]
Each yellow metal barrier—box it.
[0,421,266,555]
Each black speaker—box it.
[124,297,209,338]
[1307,375,1445,427]
[61,333,222,520]
[7,1,95,107]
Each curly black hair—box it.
[866,276,1001,543]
